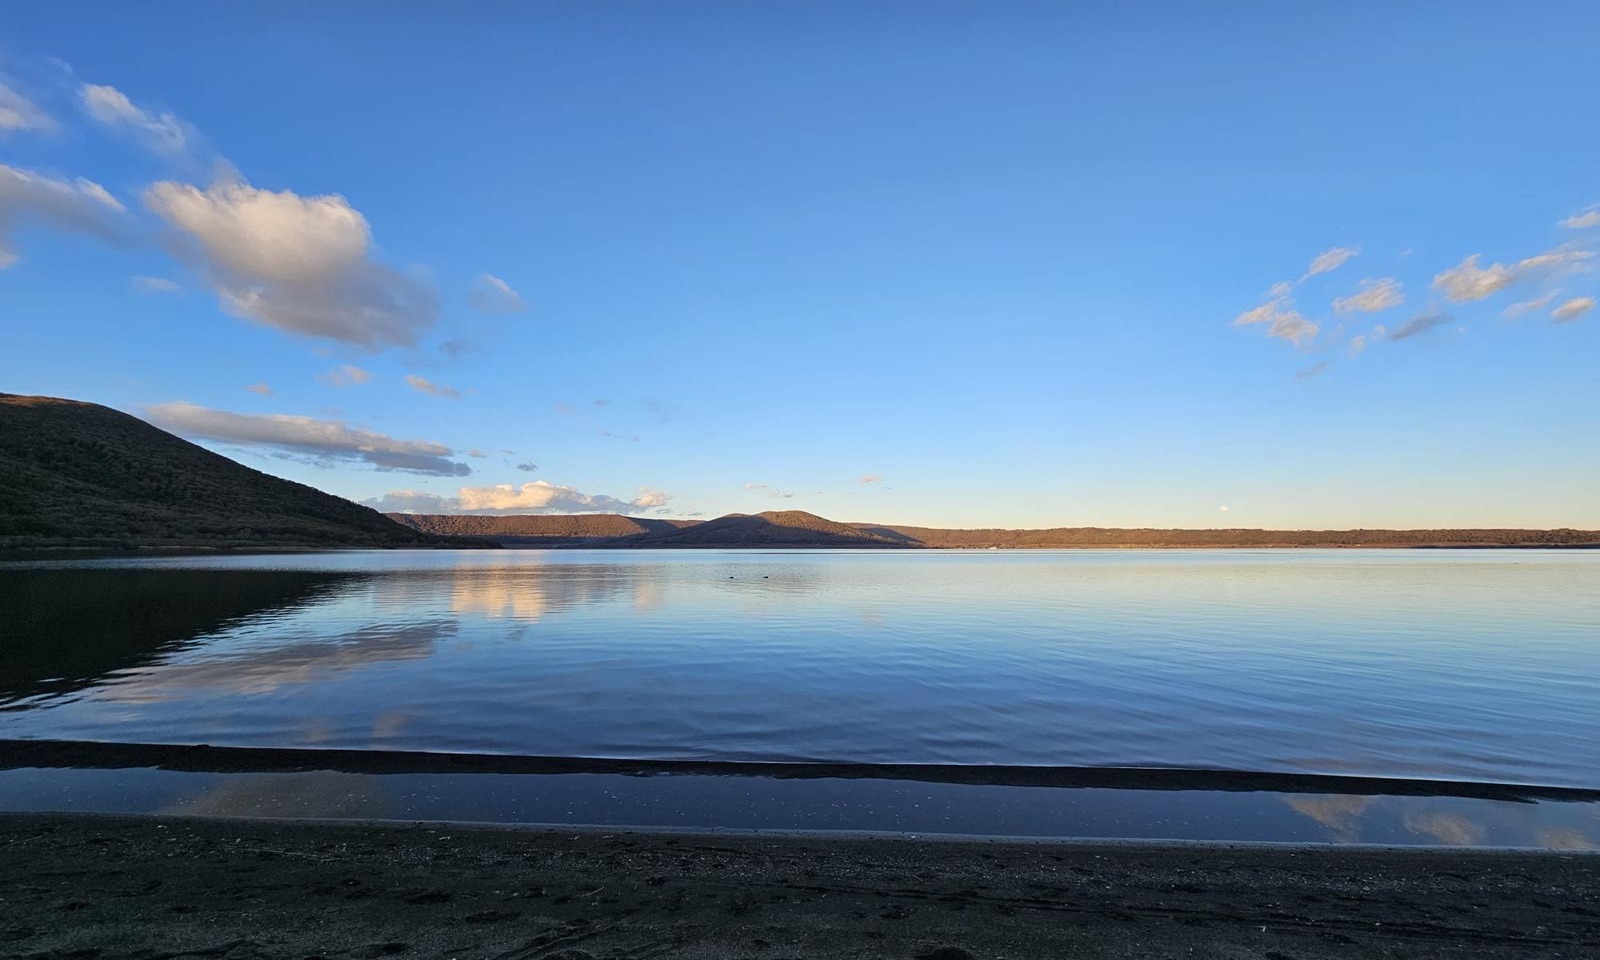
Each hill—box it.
[0,393,441,552]
[635,510,909,547]
[386,510,1600,549]
[392,513,695,545]
[854,524,1600,549]
[385,510,906,547]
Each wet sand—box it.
[6,739,1597,802]
[2,813,1596,959]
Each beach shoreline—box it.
[3,812,1596,959]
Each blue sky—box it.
[2,2,1597,528]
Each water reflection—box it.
[1,764,1596,849]
[1279,792,1600,848]
[4,551,1598,789]
[99,621,454,703]
[164,771,392,819]
[0,568,362,709]
[349,561,654,623]
[1284,795,1371,843]
[1403,810,1486,847]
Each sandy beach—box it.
[2,813,1596,959]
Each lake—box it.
[3,549,1598,845]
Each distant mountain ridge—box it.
[0,393,439,552]
[385,510,1600,549]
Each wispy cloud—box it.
[1387,311,1454,342]
[744,482,795,499]
[317,364,370,388]
[1433,248,1594,302]
[145,179,437,349]
[1295,361,1329,380]
[148,402,471,475]
[79,83,192,158]
[858,474,883,485]
[244,382,272,396]
[405,374,461,399]
[0,82,53,133]
[1303,247,1357,280]
[1432,255,1513,302]
[468,272,525,314]
[1552,296,1595,323]
[1332,277,1404,314]
[1504,291,1558,317]
[1559,207,1600,230]
[515,462,538,472]
[1232,296,1319,345]
[0,164,126,268]
[132,275,182,295]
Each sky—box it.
[2,2,1598,529]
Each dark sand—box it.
[2,814,1597,959]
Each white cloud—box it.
[1559,208,1600,230]
[1217,505,1229,512]
[0,82,52,133]
[1232,296,1319,345]
[146,401,470,476]
[1303,247,1357,279]
[633,488,670,508]
[1515,248,1595,274]
[364,480,670,515]
[468,272,526,314]
[1504,291,1558,317]
[858,474,884,485]
[132,275,182,294]
[359,490,455,513]
[79,83,190,157]
[744,482,795,499]
[1332,277,1404,314]
[1433,248,1595,302]
[0,164,126,268]
[405,374,462,399]
[144,179,437,348]
[1348,333,1368,355]
[245,382,273,395]
[1432,255,1514,301]
[1266,280,1294,298]
[1295,361,1329,380]
[1552,296,1595,323]
[1387,311,1454,341]
[317,364,371,388]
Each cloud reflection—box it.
[101,621,454,703]
[163,772,391,819]
[1285,794,1371,842]
[1402,810,1485,847]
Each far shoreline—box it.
[5,540,1600,560]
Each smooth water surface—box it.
[3,550,1597,788]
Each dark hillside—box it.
[0,394,438,552]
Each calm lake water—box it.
[4,549,1597,789]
